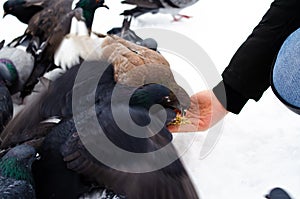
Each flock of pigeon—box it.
[0,0,200,198]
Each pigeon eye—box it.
[35,153,41,160]
[164,96,171,103]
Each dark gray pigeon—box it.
[121,0,198,21]
[0,61,197,199]
[107,17,158,51]
[0,144,38,199]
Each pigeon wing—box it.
[0,176,36,198]
[121,0,162,9]
[163,0,199,8]
[60,94,198,199]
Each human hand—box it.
[168,90,228,132]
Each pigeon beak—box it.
[3,12,8,18]
[103,4,109,9]
[96,0,109,9]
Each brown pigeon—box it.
[55,24,189,109]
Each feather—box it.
[54,18,105,70]
[0,145,37,199]
[121,0,198,20]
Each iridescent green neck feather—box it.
[0,158,33,184]
[130,90,151,108]
[76,0,97,29]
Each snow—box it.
[1,0,300,198]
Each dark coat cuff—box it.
[213,81,248,114]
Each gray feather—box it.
[0,176,35,199]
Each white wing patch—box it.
[54,17,105,70]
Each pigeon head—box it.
[140,38,158,51]
[3,0,19,17]
[130,84,184,111]
[3,0,43,24]
[0,59,18,88]
[75,0,108,29]
[95,0,109,9]
[0,144,38,183]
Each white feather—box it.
[70,17,78,35]
[54,17,105,70]
[77,20,89,36]
[43,68,65,81]
[54,35,81,70]
[78,189,123,199]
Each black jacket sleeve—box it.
[213,0,300,114]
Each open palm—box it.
[168,90,228,132]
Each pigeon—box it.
[121,0,199,21]
[0,36,38,130]
[0,36,36,133]
[59,63,197,199]
[3,0,43,24]
[0,144,38,199]
[75,0,109,32]
[1,61,197,198]
[107,17,158,50]
[0,36,35,95]
[265,187,292,199]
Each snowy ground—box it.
[1,0,300,198]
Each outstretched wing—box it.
[60,74,197,199]
[60,104,199,199]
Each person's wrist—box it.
[213,81,248,114]
[210,90,228,127]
